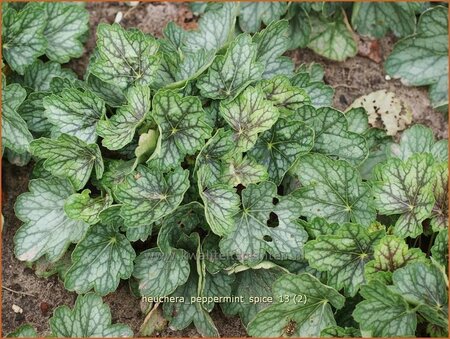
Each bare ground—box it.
[2,2,447,337]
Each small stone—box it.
[114,11,123,24]
[12,304,23,314]
[385,75,392,81]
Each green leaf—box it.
[64,189,113,225]
[286,4,311,49]
[248,118,314,185]
[197,165,240,237]
[86,74,126,107]
[197,34,264,100]
[64,223,135,296]
[14,177,89,262]
[259,76,310,112]
[148,90,212,169]
[133,248,190,297]
[392,262,448,328]
[299,217,340,239]
[2,3,46,74]
[320,326,361,338]
[23,59,77,92]
[2,83,33,154]
[390,124,448,161]
[97,85,151,150]
[353,280,417,337]
[42,3,89,62]
[115,165,189,228]
[219,86,279,152]
[44,88,105,144]
[351,2,417,38]
[184,2,237,52]
[220,181,308,265]
[365,235,426,284]
[195,128,235,181]
[221,154,268,186]
[238,2,288,33]
[252,20,294,78]
[293,105,369,164]
[6,324,37,338]
[30,134,104,191]
[307,11,357,61]
[221,266,284,326]
[431,230,448,270]
[17,91,52,133]
[291,72,334,108]
[158,202,205,254]
[247,273,345,337]
[385,6,448,109]
[305,223,384,296]
[163,266,219,337]
[50,293,133,337]
[373,153,435,238]
[90,23,160,90]
[291,154,376,225]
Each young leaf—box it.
[247,273,345,337]
[299,217,341,239]
[385,6,448,109]
[44,88,105,144]
[197,34,264,100]
[248,118,314,185]
[351,2,417,38]
[353,280,417,337]
[392,262,448,328]
[2,3,46,74]
[291,154,376,225]
[305,223,384,296]
[115,165,189,228]
[293,105,369,164]
[221,266,284,326]
[259,76,310,112]
[290,71,334,107]
[14,177,89,262]
[133,248,190,297]
[252,20,294,78]
[365,235,426,284]
[42,2,89,63]
[238,2,288,33]
[197,165,240,237]
[2,83,33,154]
[219,86,279,152]
[97,85,151,150]
[221,154,268,186]
[30,134,104,191]
[220,181,308,265]
[90,23,160,90]
[307,11,357,61]
[390,124,448,161]
[50,293,133,337]
[6,324,37,338]
[64,223,135,296]
[373,153,435,238]
[64,189,113,225]
[148,90,212,169]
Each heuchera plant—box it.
[2,2,449,338]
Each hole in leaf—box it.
[272,197,279,205]
[266,212,279,228]
[263,235,273,242]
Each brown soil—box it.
[2,2,447,338]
